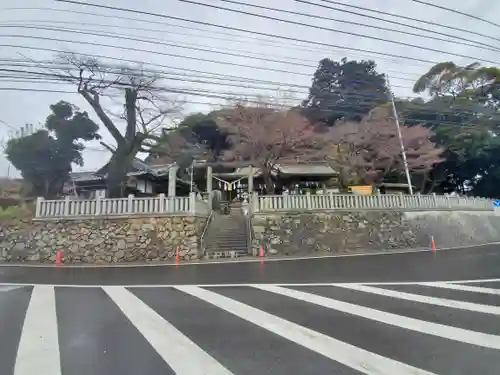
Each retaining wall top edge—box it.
[32,213,209,222]
[252,208,493,216]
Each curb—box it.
[0,241,499,268]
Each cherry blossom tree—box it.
[216,104,322,192]
[324,106,443,189]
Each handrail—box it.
[245,212,253,256]
[200,209,214,254]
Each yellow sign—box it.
[348,185,373,195]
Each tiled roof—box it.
[276,165,336,175]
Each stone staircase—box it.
[203,207,250,259]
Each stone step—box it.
[204,249,248,259]
[205,243,248,249]
[206,238,247,245]
[204,234,248,241]
[211,228,246,235]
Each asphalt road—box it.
[1,280,500,375]
[0,243,499,286]
[1,245,500,374]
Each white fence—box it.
[254,193,494,212]
[35,192,210,219]
[36,192,495,219]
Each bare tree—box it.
[55,54,183,197]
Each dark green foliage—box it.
[302,58,389,125]
[177,112,229,156]
[5,101,100,198]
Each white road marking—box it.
[253,285,500,350]
[14,286,61,375]
[0,278,499,288]
[337,284,500,315]
[350,278,500,286]
[176,285,436,375]
[420,282,500,295]
[103,287,233,375]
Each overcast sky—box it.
[0,0,499,178]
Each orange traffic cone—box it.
[431,236,437,253]
[175,246,180,264]
[56,250,63,265]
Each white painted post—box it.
[446,195,451,208]
[189,192,196,214]
[127,194,134,214]
[398,192,404,208]
[95,195,101,216]
[63,196,70,216]
[168,165,178,197]
[158,193,165,212]
[328,192,334,209]
[252,192,259,213]
[35,196,43,218]
[306,192,312,209]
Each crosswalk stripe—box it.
[337,284,500,315]
[103,287,233,375]
[176,285,437,375]
[14,286,61,375]
[253,285,500,350]
[419,282,500,295]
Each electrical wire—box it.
[411,0,500,29]
[0,21,429,77]
[0,69,492,121]
[47,0,445,65]
[0,24,425,84]
[177,0,500,65]
[314,0,500,44]
[0,24,416,84]
[0,47,322,90]
[0,34,316,78]
[216,0,500,53]
[0,37,415,91]
[0,7,433,68]
[0,2,496,134]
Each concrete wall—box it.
[0,216,207,263]
[251,210,500,256]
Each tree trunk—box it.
[260,165,274,194]
[105,144,139,198]
[419,172,429,194]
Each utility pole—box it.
[387,76,414,195]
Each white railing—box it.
[35,192,209,219]
[254,193,494,212]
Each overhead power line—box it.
[176,0,500,64]
[0,65,492,121]
[0,34,312,77]
[412,0,500,29]
[0,47,321,90]
[0,85,491,131]
[0,8,432,68]
[0,24,420,83]
[217,0,500,53]
[48,0,442,65]
[313,0,500,44]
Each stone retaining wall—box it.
[251,211,500,256]
[0,216,207,263]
